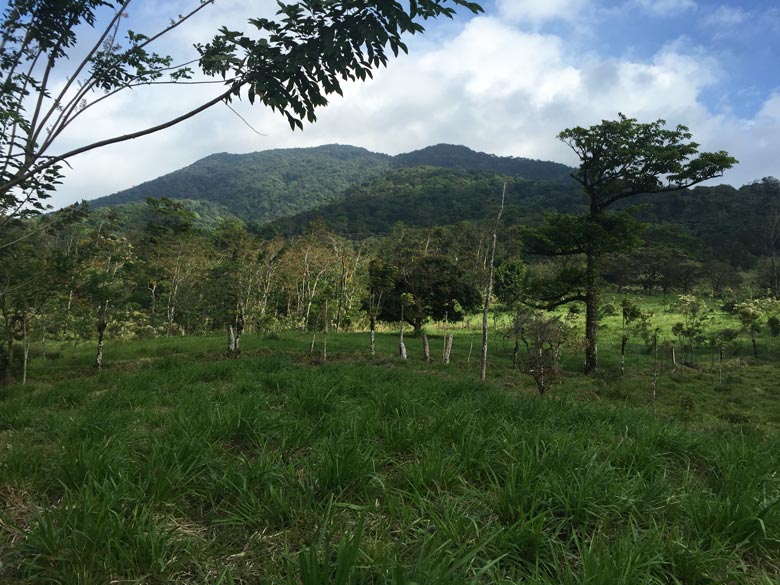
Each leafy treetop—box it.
[559,113,738,213]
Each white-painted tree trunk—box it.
[443,334,454,364]
[481,183,505,381]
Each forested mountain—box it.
[393,143,575,183]
[261,167,583,239]
[86,142,780,271]
[89,145,393,224]
[89,144,577,225]
[629,178,780,268]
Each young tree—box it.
[513,309,577,395]
[527,114,736,374]
[77,231,136,370]
[671,294,710,366]
[0,0,483,221]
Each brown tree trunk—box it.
[1,337,12,387]
[369,315,376,356]
[620,335,627,375]
[22,315,28,385]
[95,300,108,371]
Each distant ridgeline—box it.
[87,143,780,268]
[88,143,576,226]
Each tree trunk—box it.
[620,335,627,375]
[399,306,407,359]
[369,315,376,356]
[148,281,157,318]
[423,334,430,363]
[584,246,599,374]
[442,312,448,360]
[22,315,29,385]
[323,299,328,362]
[481,183,505,381]
[166,277,180,337]
[443,334,453,364]
[95,301,108,371]
[1,337,12,387]
[227,325,236,357]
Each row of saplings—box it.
[291,294,780,396]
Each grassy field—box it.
[1,298,780,583]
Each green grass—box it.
[2,297,780,583]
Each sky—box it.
[46,0,780,208]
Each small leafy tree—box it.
[619,298,643,374]
[735,300,764,359]
[735,298,780,358]
[77,231,136,370]
[513,309,577,395]
[671,294,710,366]
[710,328,739,382]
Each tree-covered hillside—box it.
[629,177,780,268]
[393,143,575,183]
[87,144,578,226]
[262,167,583,239]
[89,145,393,224]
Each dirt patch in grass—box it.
[0,483,38,547]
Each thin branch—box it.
[2,85,238,196]
[224,102,268,136]
[43,75,238,147]
[134,0,216,50]
[31,0,134,148]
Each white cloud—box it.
[633,0,697,17]
[702,5,749,27]
[495,0,589,25]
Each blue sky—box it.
[480,0,779,119]
[49,0,780,207]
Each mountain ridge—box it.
[88,143,576,225]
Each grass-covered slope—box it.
[1,332,778,584]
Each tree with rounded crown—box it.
[527,114,737,374]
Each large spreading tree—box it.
[526,114,737,374]
[0,0,483,224]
